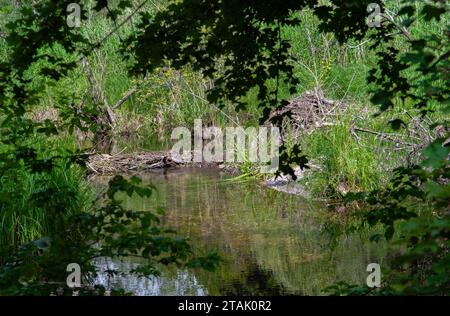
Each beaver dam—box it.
[86,91,343,175]
[86,151,233,175]
[87,152,179,174]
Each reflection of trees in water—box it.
[250,232,383,295]
[94,257,207,296]
[113,168,386,295]
[217,262,291,296]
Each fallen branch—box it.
[111,75,149,110]
[352,126,417,147]
[111,88,136,110]
[381,12,413,41]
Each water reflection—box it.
[95,258,207,296]
[93,167,386,295]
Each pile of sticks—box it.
[268,89,345,135]
[86,152,180,174]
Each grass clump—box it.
[302,115,385,197]
[0,135,92,249]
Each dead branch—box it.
[381,12,413,41]
[352,126,417,147]
[112,88,136,110]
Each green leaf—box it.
[424,181,450,200]
[422,5,446,21]
[422,142,449,168]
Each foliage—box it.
[302,118,383,197]
[122,0,448,295]
[329,140,449,295]
[0,0,219,295]
[0,175,220,295]
[0,0,448,296]
[0,159,91,248]
[122,0,313,178]
[328,0,449,295]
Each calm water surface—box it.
[93,167,386,295]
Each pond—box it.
[93,167,386,295]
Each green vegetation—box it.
[0,0,221,295]
[303,117,384,197]
[0,134,91,247]
[0,0,448,296]
[0,160,90,247]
